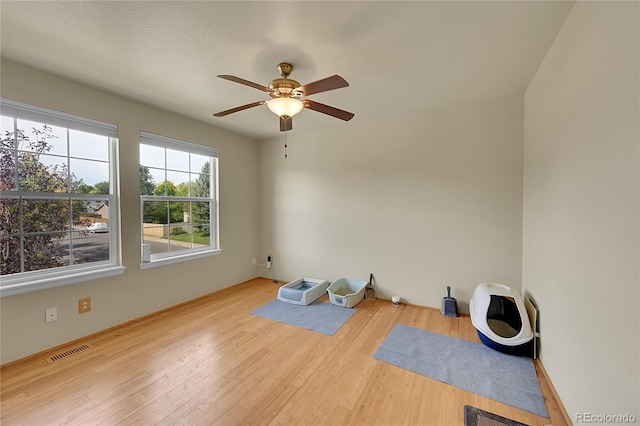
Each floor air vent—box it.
[46,344,93,363]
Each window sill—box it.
[0,265,126,297]
[139,249,222,270]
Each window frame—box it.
[138,131,220,269]
[0,98,124,297]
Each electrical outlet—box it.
[252,258,257,266]
[266,255,272,269]
[78,297,91,314]
[45,307,57,323]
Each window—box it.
[0,99,124,296]
[139,131,219,267]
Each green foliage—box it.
[142,198,183,224]
[176,182,190,197]
[163,231,210,246]
[154,180,177,196]
[141,162,211,229]
[139,166,155,195]
[192,162,211,230]
[141,181,183,224]
[0,125,67,274]
[75,181,94,194]
[171,226,185,235]
[92,181,110,194]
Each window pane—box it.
[148,168,165,194]
[0,153,16,190]
[18,153,68,192]
[194,225,210,247]
[139,166,156,195]
[169,201,185,224]
[169,224,190,244]
[191,174,210,198]
[75,199,108,228]
[166,233,192,254]
[0,198,19,235]
[23,199,70,233]
[69,231,110,264]
[167,171,189,194]
[190,154,209,174]
[17,119,67,156]
[140,144,165,169]
[192,201,210,225]
[70,158,109,188]
[0,236,21,275]
[166,149,189,172]
[69,129,109,161]
[143,225,170,255]
[23,234,68,272]
[143,200,168,224]
[0,117,17,190]
[1,115,14,134]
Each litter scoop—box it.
[365,273,376,300]
[441,286,458,317]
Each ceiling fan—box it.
[213,62,354,131]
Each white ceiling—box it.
[0,1,574,140]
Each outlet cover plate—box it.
[78,297,91,314]
[45,307,57,323]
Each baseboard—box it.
[536,359,572,425]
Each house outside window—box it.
[139,131,219,267]
[0,99,124,296]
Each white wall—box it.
[0,60,261,364]
[259,95,524,312]
[523,1,639,420]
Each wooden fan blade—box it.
[213,101,265,117]
[300,75,349,96]
[303,99,354,121]
[217,75,270,92]
[280,116,293,132]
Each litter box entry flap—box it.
[279,288,304,301]
[487,295,522,338]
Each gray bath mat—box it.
[373,324,548,417]
[251,299,356,336]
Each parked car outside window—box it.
[87,222,109,233]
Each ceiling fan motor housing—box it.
[268,78,302,98]
[268,62,303,98]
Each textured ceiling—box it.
[0,1,574,140]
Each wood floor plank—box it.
[1,277,567,426]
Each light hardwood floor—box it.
[1,278,567,426]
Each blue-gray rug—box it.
[251,299,357,336]
[373,324,548,417]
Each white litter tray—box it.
[327,277,367,308]
[277,277,330,306]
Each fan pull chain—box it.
[284,129,288,159]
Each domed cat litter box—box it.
[470,283,535,357]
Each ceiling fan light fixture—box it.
[266,97,304,118]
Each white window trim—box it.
[0,98,122,297]
[139,248,221,270]
[139,131,219,268]
[0,265,125,297]
[1,98,118,138]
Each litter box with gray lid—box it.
[277,277,329,305]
